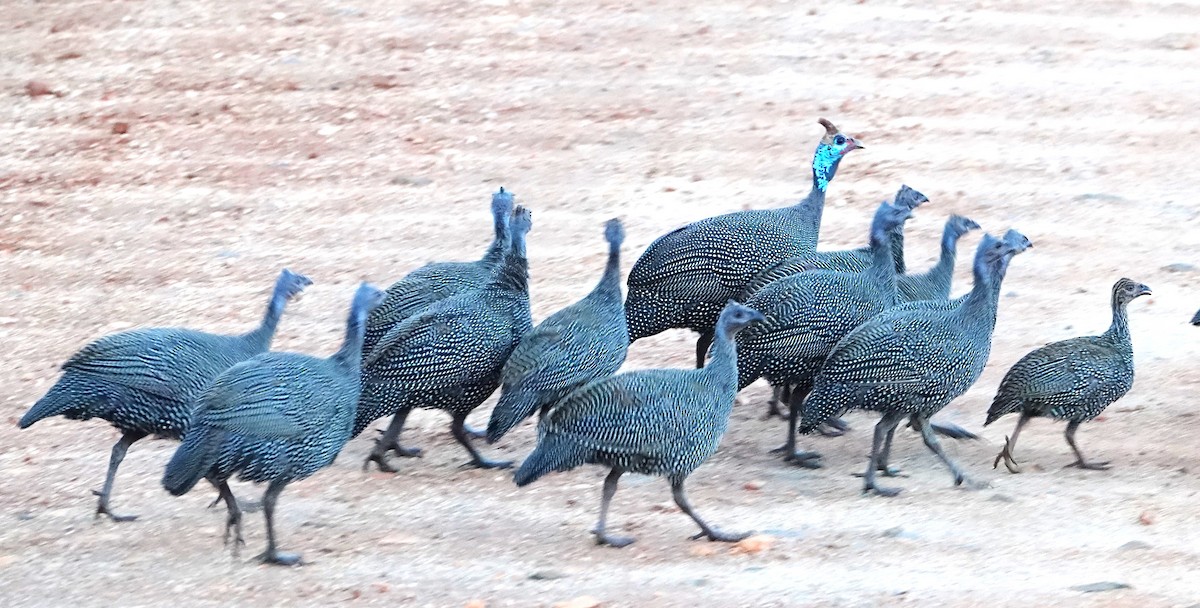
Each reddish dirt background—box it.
[2,1,1199,606]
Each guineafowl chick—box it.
[363,188,514,357]
[162,283,385,566]
[20,268,311,521]
[357,206,534,471]
[624,119,861,361]
[801,231,1030,496]
[987,278,1151,473]
[487,218,628,443]
[515,301,765,548]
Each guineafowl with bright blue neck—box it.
[623,118,861,357]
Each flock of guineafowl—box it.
[19,118,1195,565]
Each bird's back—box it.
[987,334,1133,424]
[363,260,493,356]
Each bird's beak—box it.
[1138,285,1153,297]
[845,138,863,152]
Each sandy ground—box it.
[2,0,1200,606]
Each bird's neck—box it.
[481,210,511,266]
[962,255,999,316]
[243,289,287,351]
[491,233,529,294]
[590,242,622,303]
[702,326,741,400]
[1104,296,1132,344]
[333,310,368,369]
[924,228,962,294]
[866,227,899,289]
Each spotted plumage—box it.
[356,206,534,471]
[987,278,1151,473]
[514,301,765,547]
[162,283,384,566]
[1191,308,1200,325]
[801,231,1030,496]
[19,268,311,521]
[897,214,981,302]
[363,188,514,357]
[737,198,919,464]
[624,118,861,347]
[487,218,629,443]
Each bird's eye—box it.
[834,135,846,146]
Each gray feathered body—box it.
[21,328,270,439]
[163,353,360,494]
[801,235,1018,433]
[488,239,628,442]
[514,322,744,486]
[624,206,821,342]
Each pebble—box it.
[1070,582,1130,593]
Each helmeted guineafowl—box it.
[624,118,861,362]
[897,214,981,302]
[737,197,920,466]
[986,278,1151,473]
[514,301,765,548]
[20,268,312,521]
[486,218,629,443]
[162,282,385,566]
[363,188,514,357]
[801,231,1030,496]
[357,206,534,471]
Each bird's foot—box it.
[690,528,753,543]
[462,424,487,440]
[374,430,422,458]
[223,515,245,554]
[255,550,303,566]
[461,456,514,470]
[862,482,902,497]
[1065,459,1111,471]
[362,452,400,474]
[853,466,906,478]
[763,403,787,420]
[930,421,979,440]
[93,491,138,522]
[992,436,1022,474]
[592,529,636,548]
[818,418,851,437]
[780,450,823,469]
[954,473,990,490]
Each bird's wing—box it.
[818,315,943,386]
[542,370,691,454]
[193,355,321,439]
[1002,339,1116,402]
[63,329,232,402]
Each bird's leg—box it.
[381,409,422,457]
[877,420,902,476]
[915,414,986,489]
[818,417,851,437]
[695,329,714,369]
[1064,420,1110,470]
[209,479,244,555]
[460,423,487,440]
[774,387,821,468]
[255,479,301,566]
[863,413,905,496]
[764,384,789,420]
[992,412,1032,474]
[672,478,751,543]
[93,430,147,522]
[592,468,635,548]
[362,410,415,473]
[450,413,513,469]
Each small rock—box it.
[111,122,129,135]
[743,480,763,491]
[16,511,34,521]
[1161,263,1196,273]
[689,545,717,557]
[1117,540,1151,551]
[988,494,1015,503]
[1070,582,1130,593]
[528,570,568,580]
[730,534,775,554]
[465,601,486,608]
[1138,510,1155,525]
[25,80,56,97]
[553,596,601,608]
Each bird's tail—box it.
[486,388,544,443]
[798,384,845,435]
[162,427,223,496]
[513,434,588,487]
[983,393,1023,427]
[19,376,93,429]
